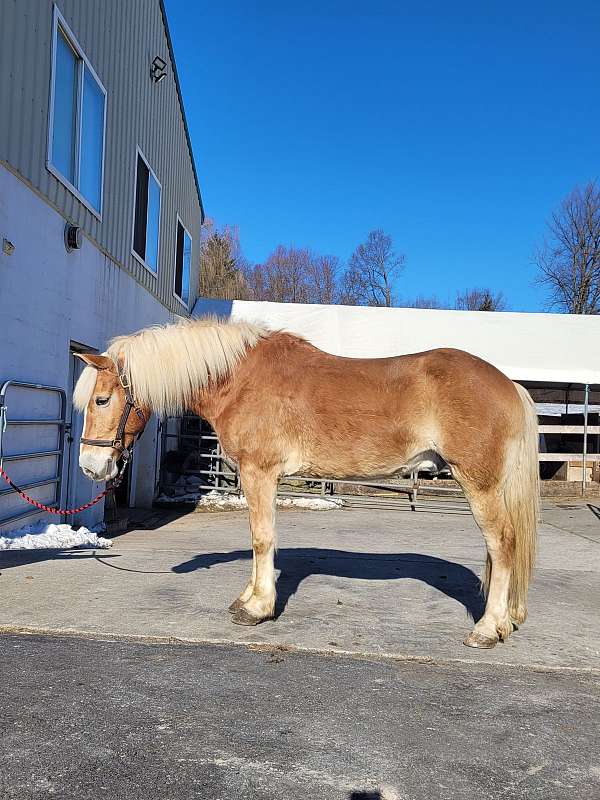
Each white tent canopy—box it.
[192,299,600,388]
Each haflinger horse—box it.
[74,317,539,649]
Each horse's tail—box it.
[496,383,539,624]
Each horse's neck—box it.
[189,375,237,430]
[187,332,272,429]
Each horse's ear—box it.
[74,353,114,371]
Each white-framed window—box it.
[174,217,192,307]
[47,5,106,217]
[131,148,161,275]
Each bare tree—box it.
[535,182,600,314]
[455,287,507,311]
[246,246,311,303]
[305,254,339,305]
[245,246,340,304]
[409,295,443,309]
[198,219,250,300]
[340,229,405,307]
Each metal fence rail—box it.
[0,381,67,528]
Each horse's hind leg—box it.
[459,482,515,648]
[230,463,278,626]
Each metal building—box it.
[0,0,204,532]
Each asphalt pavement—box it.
[0,633,598,800]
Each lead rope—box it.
[0,452,130,517]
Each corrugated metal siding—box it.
[0,0,202,314]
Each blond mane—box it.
[74,317,268,414]
[73,361,100,411]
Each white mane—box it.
[73,362,100,411]
[73,317,268,415]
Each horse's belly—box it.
[296,444,445,481]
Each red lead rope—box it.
[0,466,111,516]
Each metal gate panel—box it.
[0,381,67,530]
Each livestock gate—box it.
[0,380,68,531]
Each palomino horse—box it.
[74,318,539,649]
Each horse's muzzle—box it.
[79,449,119,482]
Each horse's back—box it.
[252,334,518,405]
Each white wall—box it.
[0,164,174,532]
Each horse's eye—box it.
[95,396,110,407]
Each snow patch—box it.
[276,496,343,511]
[0,521,112,550]
[156,489,343,512]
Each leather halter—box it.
[80,369,145,465]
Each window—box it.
[132,150,161,274]
[48,8,106,216]
[174,219,192,306]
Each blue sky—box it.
[166,1,599,311]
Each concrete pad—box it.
[1,502,599,670]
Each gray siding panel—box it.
[0,0,202,315]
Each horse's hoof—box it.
[228,598,244,613]
[231,608,265,626]
[463,631,498,649]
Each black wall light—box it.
[151,56,167,83]
[64,223,82,253]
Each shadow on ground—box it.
[349,792,383,799]
[587,503,600,521]
[0,550,122,572]
[172,548,485,621]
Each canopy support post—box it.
[582,384,590,495]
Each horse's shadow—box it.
[172,548,485,621]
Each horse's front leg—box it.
[228,552,255,613]
[230,463,278,626]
